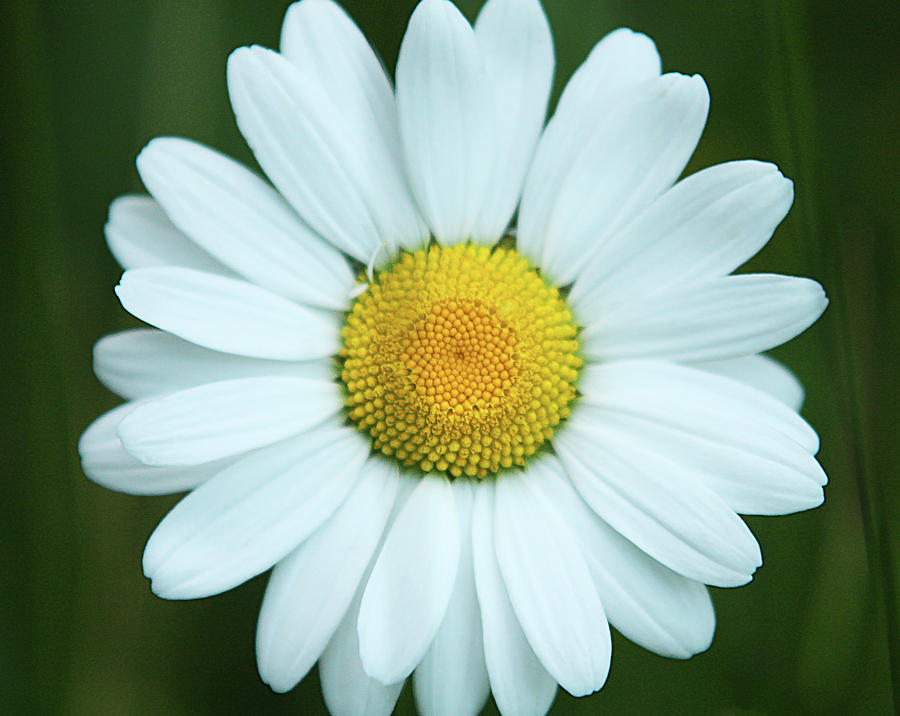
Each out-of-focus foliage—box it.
[1,1,896,714]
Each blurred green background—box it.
[2,0,897,714]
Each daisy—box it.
[79,0,829,714]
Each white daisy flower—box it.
[79,0,829,714]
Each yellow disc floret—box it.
[340,243,581,480]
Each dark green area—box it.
[1,0,896,713]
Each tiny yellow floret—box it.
[340,243,581,479]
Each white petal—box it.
[589,410,825,516]
[358,475,460,684]
[396,0,494,244]
[320,581,404,716]
[578,360,819,453]
[697,354,805,411]
[470,0,554,240]
[494,471,611,697]
[136,137,353,310]
[115,267,340,361]
[583,274,828,363]
[142,425,369,599]
[257,460,400,693]
[520,72,708,286]
[555,411,763,587]
[517,27,660,269]
[531,458,715,659]
[280,0,428,253]
[228,45,401,262]
[79,402,232,495]
[105,195,230,273]
[414,482,490,716]
[93,329,333,401]
[472,483,556,716]
[117,375,341,466]
[570,161,795,314]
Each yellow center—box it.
[340,243,581,479]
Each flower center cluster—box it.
[340,243,581,479]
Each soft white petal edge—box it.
[532,458,715,659]
[470,0,554,240]
[697,354,805,411]
[279,0,429,255]
[115,267,340,361]
[79,402,232,495]
[396,0,495,245]
[555,410,762,587]
[494,467,611,697]
[142,425,369,599]
[413,481,490,716]
[569,160,794,315]
[358,475,460,684]
[582,274,828,363]
[472,483,557,716]
[93,329,334,401]
[257,459,400,693]
[105,195,231,274]
[117,375,341,466]
[520,72,708,286]
[137,137,354,310]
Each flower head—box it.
[80,0,828,713]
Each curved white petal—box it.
[257,460,400,693]
[93,329,333,401]
[396,0,494,245]
[280,0,428,253]
[105,195,231,274]
[117,375,341,466]
[115,267,340,361]
[472,483,556,716]
[228,46,387,262]
[79,402,232,495]
[589,410,825,516]
[320,581,405,716]
[358,475,460,684]
[518,27,660,269]
[520,72,708,286]
[570,161,794,314]
[697,354,805,411]
[583,274,828,363]
[494,471,611,697]
[136,137,353,310]
[142,425,369,599]
[531,458,715,659]
[578,360,819,453]
[555,411,762,587]
[470,0,554,240]
[414,482,490,716]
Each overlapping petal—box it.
[137,137,353,310]
[358,476,461,684]
[494,467,612,697]
[115,267,340,361]
[556,411,763,587]
[79,402,233,495]
[582,273,828,363]
[569,160,794,315]
[117,375,341,466]
[520,72,708,285]
[142,425,369,599]
[105,195,231,274]
[396,0,495,244]
[257,460,400,693]
[472,483,557,716]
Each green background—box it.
[2,0,897,713]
